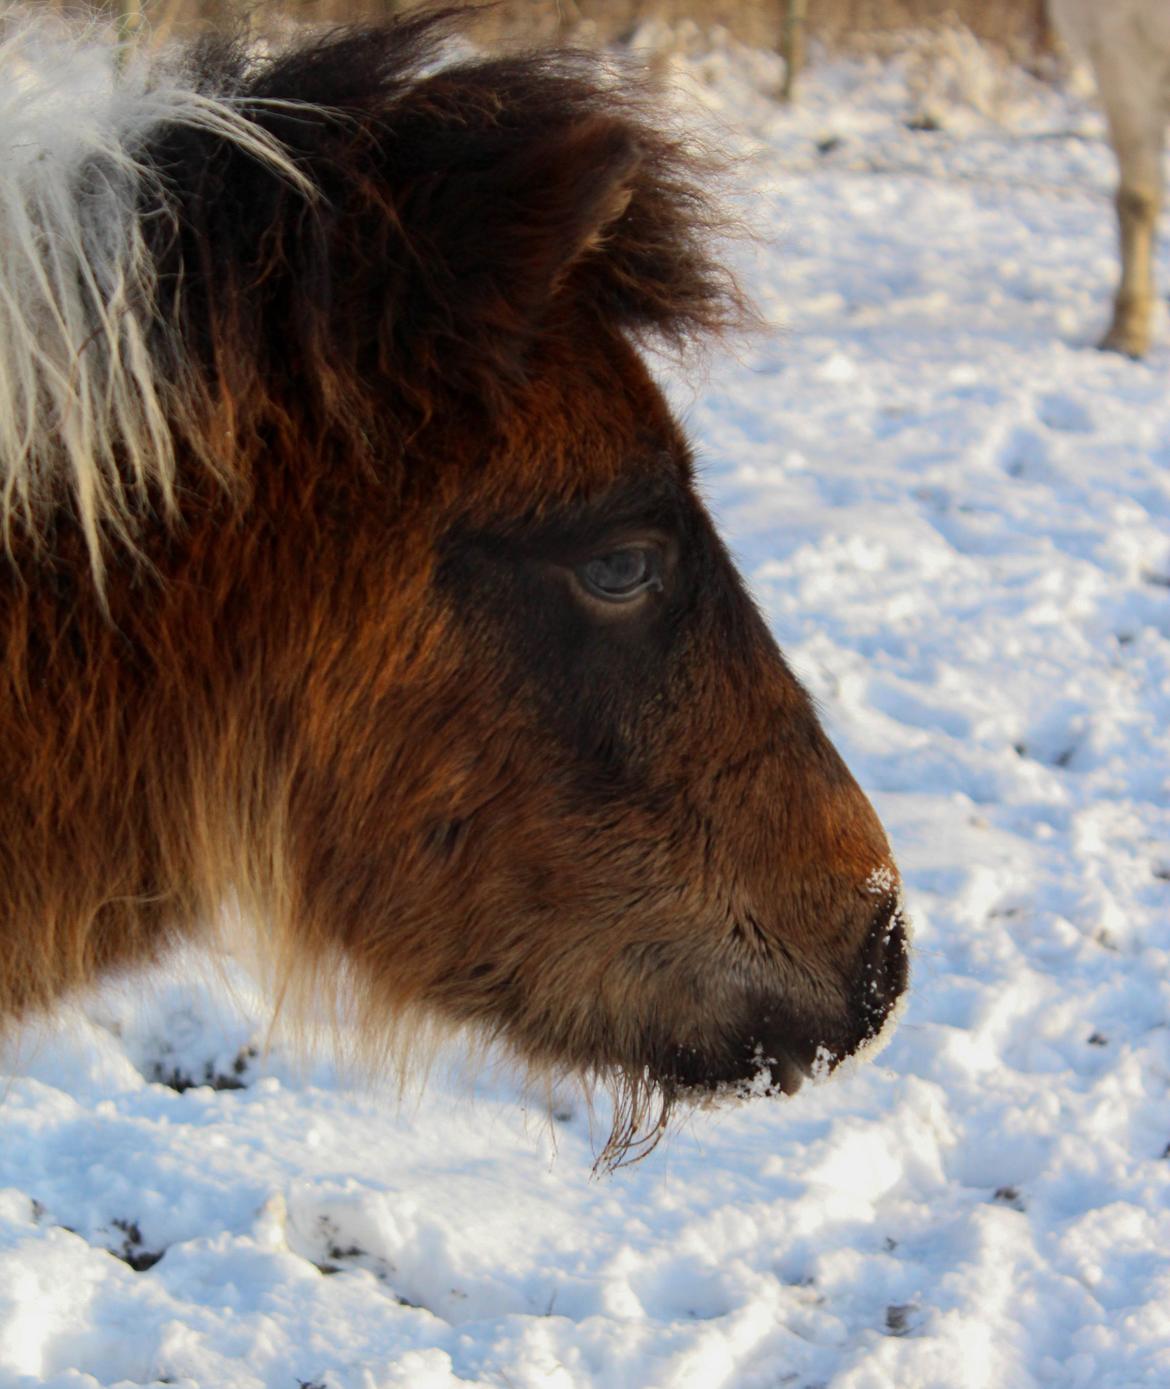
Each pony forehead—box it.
[0,12,741,590]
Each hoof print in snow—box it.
[1087,1032,1108,1046]
[884,1303,918,1336]
[1153,865,1170,882]
[1142,569,1170,589]
[1013,740,1077,770]
[816,135,842,156]
[308,1215,397,1287]
[1001,426,1051,479]
[107,1218,164,1272]
[1037,392,1093,434]
[993,1186,1026,1211]
[315,1239,366,1276]
[149,1044,258,1095]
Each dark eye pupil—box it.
[584,549,649,594]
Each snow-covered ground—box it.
[3,30,1170,1389]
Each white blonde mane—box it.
[0,13,310,587]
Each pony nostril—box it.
[853,893,910,1043]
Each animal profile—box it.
[0,9,907,1165]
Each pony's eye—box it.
[576,547,662,603]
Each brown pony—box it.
[0,10,907,1163]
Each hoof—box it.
[1098,299,1152,358]
[1097,323,1150,358]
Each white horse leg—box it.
[1095,64,1165,356]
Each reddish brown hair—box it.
[0,11,906,1166]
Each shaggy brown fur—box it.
[0,11,907,1165]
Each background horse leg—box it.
[1095,58,1165,355]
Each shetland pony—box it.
[0,10,907,1163]
[1051,0,1170,356]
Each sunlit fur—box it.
[0,12,315,589]
[0,10,907,1167]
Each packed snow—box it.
[3,28,1169,1389]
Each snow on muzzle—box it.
[663,886,910,1100]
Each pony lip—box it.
[741,1049,809,1098]
[766,1052,808,1097]
[660,1032,814,1099]
[695,1049,808,1100]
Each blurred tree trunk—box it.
[1030,0,1058,60]
[112,0,144,57]
[780,0,808,103]
[553,0,582,38]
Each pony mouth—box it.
[732,1044,811,1098]
[660,891,910,1103]
[659,1035,815,1100]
